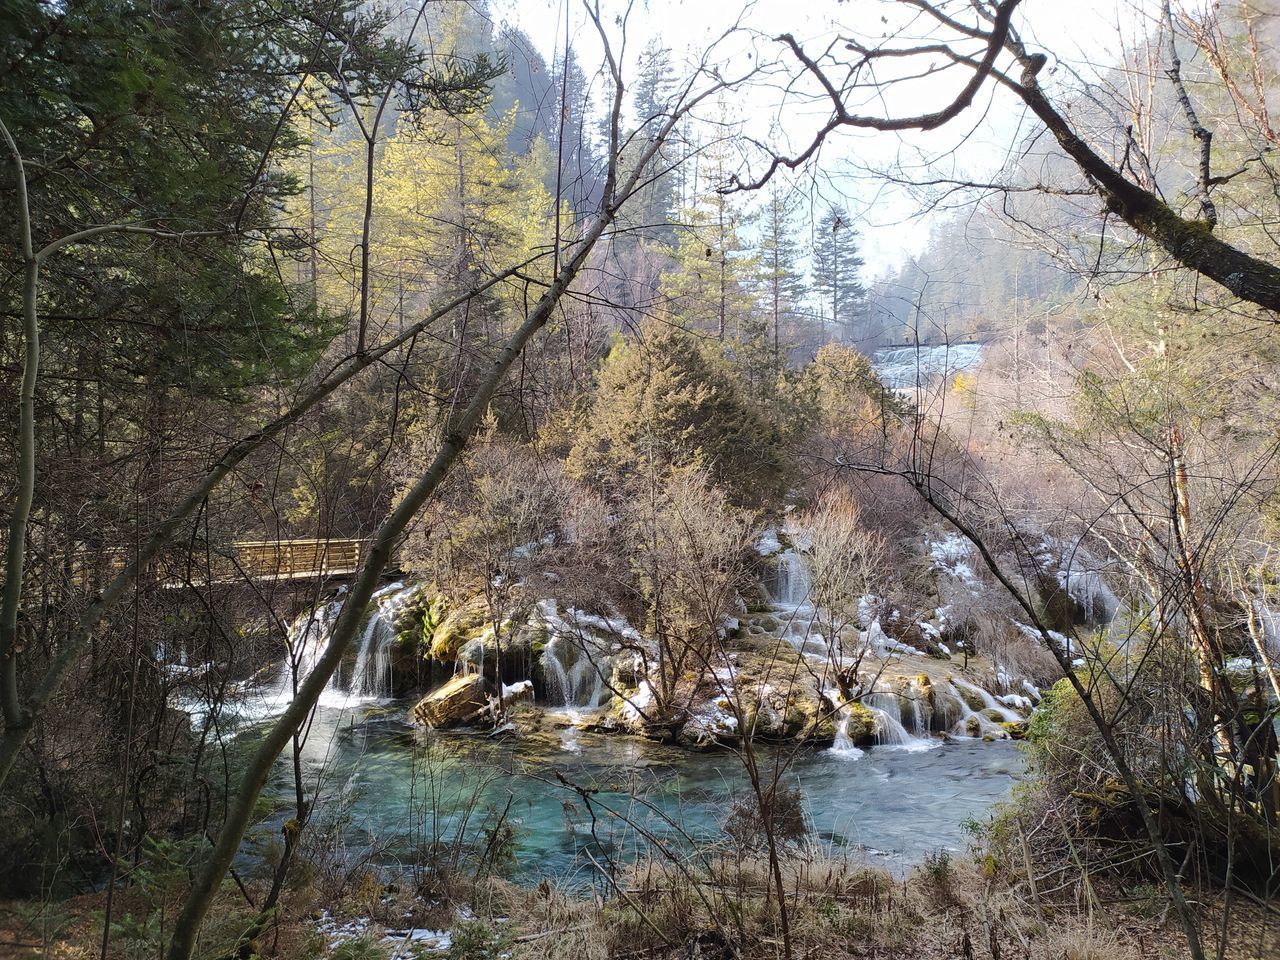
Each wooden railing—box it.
[232,538,369,580]
[14,538,377,589]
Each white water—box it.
[951,677,1022,722]
[863,689,936,751]
[768,550,829,657]
[541,632,607,708]
[827,691,865,760]
[771,550,814,607]
[263,581,418,710]
[872,343,983,391]
[536,601,632,708]
[766,548,1024,748]
[929,680,1015,739]
[347,582,417,698]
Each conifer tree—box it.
[811,203,867,344]
[621,40,680,249]
[758,183,807,362]
[663,135,758,342]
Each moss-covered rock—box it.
[840,702,877,744]
[426,595,490,661]
[956,684,990,713]
[999,720,1028,740]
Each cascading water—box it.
[863,688,935,751]
[872,342,983,391]
[824,690,864,760]
[770,550,814,608]
[347,582,417,699]
[951,677,1022,722]
[534,600,635,710]
[928,682,965,731]
[458,635,487,678]
[269,593,347,705]
[268,581,417,707]
[541,633,606,708]
[904,686,929,733]
[768,550,829,657]
[1037,537,1118,626]
[930,679,1017,739]
[1060,565,1118,625]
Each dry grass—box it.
[462,853,1248,960]
[2,849,1274,960]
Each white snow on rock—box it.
[684,696,740,740]
[620,680,654,721]
[535,598,642,643]
[386,929,452,957]
[929,533,978,585]
[1012,620,1073,654]
[502,679,533,698]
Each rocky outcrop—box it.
[410,673,536,729]
[411,673,492,728]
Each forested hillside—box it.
[1,2,1278,960]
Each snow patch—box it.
[930,533,978,585]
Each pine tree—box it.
[758,184,807,363]
[811,204,867,344]
[621,40,680,249]
[663,138,758,343]
[566,323,783,505]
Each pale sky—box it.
[484,0,1154,279]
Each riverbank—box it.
[7,841,1267,960]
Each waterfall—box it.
[769,550,814,609]
[863,688,935,751]
[904,688,928,733]
[272,593,346,702]
[769,550,831,657]
[934,679,1016,739]
[821,688,864,759]
[951,677,1022,722]
[929,682,966,731]
[458,636,486,678]
[831,708,863,758]
[1038,537,1118,626]
[270,581,416,705]
[541,632,606,708]
[872,342,983,391]
[534,601,634,710]
[830,708,864,760]
[347,582,416,699]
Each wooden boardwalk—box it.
[34,538,380,589]
[231,538,370,582]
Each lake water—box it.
[254,701,1025,887]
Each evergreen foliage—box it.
[567,324,784,505]
[811,204,867,344]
